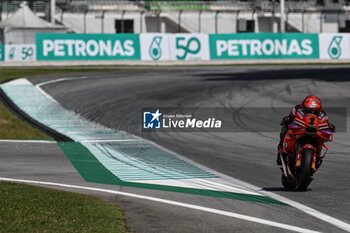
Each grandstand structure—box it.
[1,0,350,33]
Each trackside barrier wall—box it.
[0,33,349,62]
[0,44,4,61]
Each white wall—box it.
[59,11,143,33]
[322,13,339,33]
[286,13,303,32]
[55,11,350,34]
[258,17,275,32]
[217,12,237,33]
[61,13,85,33]
[304,13,322,33]
[197,12,215,33]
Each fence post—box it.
[50,0,55,24]
[302,11,305,33]
[140,10,144,33]
[121,10,125,33]
[178,10,183,33]
[101,11,105,33]
[198,10,202,33]
[84,10,88,33]
[320,12,323,33]
[215,11,220,34]
[157,11,161,32]
[280,0,285,33]
[235,10,240,33]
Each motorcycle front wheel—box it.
[281,174,297,190]
[296,148,314,191]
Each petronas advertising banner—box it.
[140,34,209,61]
[140,34,171,61]
[319,34,350,59]
[169,34,209,60]
[36,33,140,61]
[5,44,36,62]
[209,33,320,60]
[34,33,350,61]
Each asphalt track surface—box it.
[2,65,350,232]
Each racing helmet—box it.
[302,95,322,114]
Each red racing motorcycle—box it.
[280,110,334,191]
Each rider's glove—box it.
[280,116,292,125]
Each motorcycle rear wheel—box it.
[296,148,313,191]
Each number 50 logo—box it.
[173,35,209,61]
[21,46,34,60]
[5,44,36,62]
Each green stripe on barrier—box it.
[0,44,4,61]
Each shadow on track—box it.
[263,187,312,192]
[200,67,350,82]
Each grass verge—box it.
[0,102,50,139]
[0,181,128,233]
[0,68,131,232]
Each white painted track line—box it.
[79,139,139,143]
[36,76,90,89]
[259,190,350,233]
[0,177,321,233]
[36,76,89,103]
[0,140,55,144]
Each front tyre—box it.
[296,148,314,191]
[281,174,297,190]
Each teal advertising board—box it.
[209,33,319,60]
[0,44,4,61]
[34,33,330,61]
[36,33,140,61]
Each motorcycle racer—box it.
[277,95,335,166]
